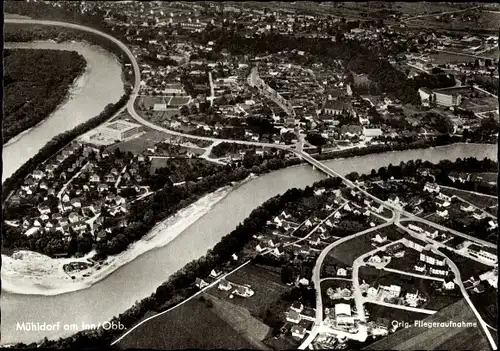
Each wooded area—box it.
[4,49,86,144]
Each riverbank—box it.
[3,46,87,146]
[3,49,88,147]
[2,184,234,296]
[2,40,124,183]
[2,143,496,346]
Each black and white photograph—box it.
[2,1,499,349]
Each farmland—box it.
[364,299,489,350]
[208,263,292,318]
[325,232,378,266]
[365,303,428,323]
[440,187,498,210]
[115,297,255,349]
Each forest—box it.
[4,24,132,73]
[3,49,86,144]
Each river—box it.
[2,41,124,182]
[1,142,497,345]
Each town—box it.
[2,1,498,350]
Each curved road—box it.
[5,19,292,150]
[7,18,497,349]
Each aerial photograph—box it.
[1,1,498,350]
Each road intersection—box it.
[6,19,497,350]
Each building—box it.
[403,233,428,252]
[429,265,448,276]
[97,120,142,141]
[443,280,455,290]
[418,87,433,107]
[195,278,208,289]
[423,182,440,193]
[234,286,254,297]
[479,247,498,263]
[286,309,301,323]
[405,289,419,301]
[291,325,307,339]
[363,127,383,138]
[323,100,351,115]
[433,90,462,107]
[414,262,426,272]
[291,301,304,313]
[367,286,379,297]
[218,280,232,291]
[335,303,356,325]
[436,209,449,218]
[337,268,347,277]
[420,249,446,266]
[408,224,424,233]
[153,103,167,111]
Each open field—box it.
[204,294,273,349]
[406,9,500,32]
[438,248,492,281]
[440,187,498,209]
[364,299,490,350]
[365,303,429,323]
[481,47,500,59]
[429,52,477,65]
[136,95,166,110]
[107,129,167,154]
[208,263,292,318]
[169,96,190,106]
[115,297,255,349]
[461,94,499,113]
[326,232,378,266]
[470,285,498,329]
[4,12,32,19]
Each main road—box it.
[5,19,293,150]
[7,18,497,348]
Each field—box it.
[461,93,498,113]
[365,303,429,323]
[4,12,32,19]
[204,294,273,349]
[115,297,255,349]
[440,187,498,209]
[470,285,498,328]
[208,263,292,318]
[169,96,190,106]
[428,52,477,65]
[325,232,378,266]
[365,299,490,350]
[385,247,421,272]
[406,9,500,32]
[482,47,500,59]
[107,129,167,154]
[136,95,166,110]
[438,248,492,281]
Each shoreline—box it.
[3,57,89,147]
[3,39,123,148]
[1,183,236,296]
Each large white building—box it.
[97,120,142,141]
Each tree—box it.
[306,133,326,154]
